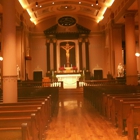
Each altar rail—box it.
[78,79,119,87]
[18,81,63,88]
[17,79,125,88]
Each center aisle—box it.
[45,88,127,140]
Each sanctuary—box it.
[55,66,80,89]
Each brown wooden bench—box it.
[109,94,140,118]
[0,114,38,140]
[127,106,140,140]
[117,101,140,135]
[83,85,138,112]
[0,107,43,140]
[0,103,47,140]
[18,95,52,121]
[101,93,133,116]
[0,101,48,129]
[102,93,137,118]
[110,98,140,127]
[0,95,53,139]
[0,123,32,140]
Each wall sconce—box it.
[135,53,140,57]
[0,57,3,61]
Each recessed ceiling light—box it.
[79,2,81,4]
[91,4,94,6]
[52,2,54,4]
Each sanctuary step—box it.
[59,87,83,95]
[59,87,83,99]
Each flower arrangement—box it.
[72,66,77,70]
[59,67,65,71]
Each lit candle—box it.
[52,71,54,76]
[83,70,85,75]
[71,64,72,67]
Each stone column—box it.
[137,0,140,73]
[50,42,53,70]
[125,11,137,85]
[112,25,123,77]
[85,38,89,70]
[82,40,86,70]
[46,39,50,72]
[108,13,115,76]
[78,38,82,70]
[2,0,17,103]
[53,39,57,71]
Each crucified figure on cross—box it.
[61,43,74,67]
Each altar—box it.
[56,73,81,89]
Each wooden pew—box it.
[0,108,43,140]
[0,102,47,123]
[117,101,140,135]
[18,96,52,124]
[0,103,46,140]
[83,85,138,112]
[0,114,38,140]
[110,98,140,127]
[127,106,140,140]
[0,95,53,139]
[101,93,134,116]
[0,100,49,136]
[106,93,140,118]
[0,123,32,140]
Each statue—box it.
[61,43,74,67]
[17,65,20,80]
[117,63,124,77]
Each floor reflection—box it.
[59,99,83,108]
[59,93,83,108]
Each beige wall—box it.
[89,33,105,78]
[30,36,46,80]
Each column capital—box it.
[78,38,82,43]
[124,10,137,18]
[52,38,57,43]
[46,39,50,44]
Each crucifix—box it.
[61,43,74,67]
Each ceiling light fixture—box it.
[91,4,94,6]
[96,0,98,5]
[35,2,38,7]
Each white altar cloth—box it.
[56,74,81,89]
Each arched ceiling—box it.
[18,0,116,26]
